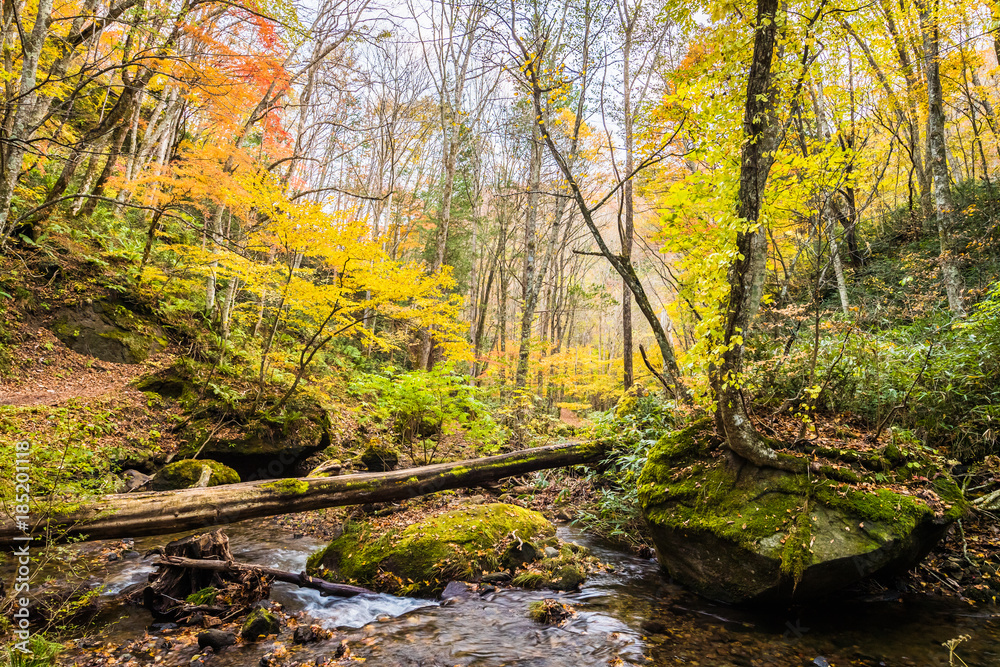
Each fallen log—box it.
[4,440,602,542]
[151,555,373,598]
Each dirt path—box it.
[559,407,588,428]
[0,326,163,407]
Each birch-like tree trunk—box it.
[918,0,966,317]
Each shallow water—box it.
[57,519,1000,666]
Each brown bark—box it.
[4,441,603,542]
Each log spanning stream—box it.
[45,520,1000,666]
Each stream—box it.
[54,519,1000,666]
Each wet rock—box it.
[150,459,240,491]
[547,564,586,591]
[123,550,141,559]
[197,629,236,652]
[241,607,281,641]
[308,503,555,596]
[293,624,325,644]
[527,598,576,626]
[151,622,178,632]
[481,571,512,584]
[107,552,120,562]
[502,540,539,569]
[638,419,966,604]
[441,581,476,602]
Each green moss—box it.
[262,479,309,495]
[150,459,240,490]
[514,571,548,588]
[638,419,958,589]
[307,504,554,596]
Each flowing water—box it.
[53,520,1000,666]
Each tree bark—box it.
[0,0,56,246]
[714,0,804,471]
[918,0,966,317]
[4,441,603,542]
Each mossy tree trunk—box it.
[714,0,805,472]
[4,441,603,542]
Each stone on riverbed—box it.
[638,420,966,604]
[306,503,555,596]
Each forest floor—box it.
[0,324,170,407]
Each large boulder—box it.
[306,503,555,596]
[178,395,334,481]
[638,420,966,604]
[150,459,240,491]
[50,298,166,364]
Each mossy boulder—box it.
[360,442,399,472]
[177,393,334,480]
[306,504,555,596]
[150,459,240,491]
[638,419,966,604]
[240,608,280,641]
[511,542,600,591]
[50,298,167,364]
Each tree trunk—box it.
[5,441,604,542]
[918,0,966,317]
[515,123,543,388]
[621,8,635,391]
[0,0,56,245]
[714,0,804,471]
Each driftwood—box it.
[4,440,602,542]
[135,530,271,619]
[151,555,373,598]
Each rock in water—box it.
[241,607,280,641]
[197,630,235,652]
[638,420,966,604]
[307,503,554,596]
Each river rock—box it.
[307,503,555,596]
[149,459,240,491]
[241,608,280,641]
[440,581,476,602]
[197,630,235,652]
[638,420,966,604]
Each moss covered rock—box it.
[50,298,166,364]
[307,503,555,596]
[176,392,334,480]
[150,459,240,491]
[511,542,600,591]
[638,419,966,604]
[360,442,399,472]
[240,608,280,641]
